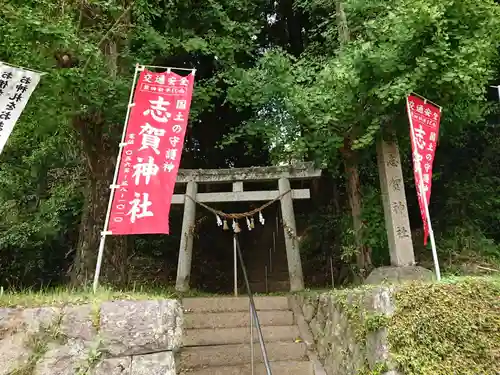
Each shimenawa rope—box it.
[184,189,291,220]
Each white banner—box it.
[0,63,41,155]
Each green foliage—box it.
[364,313,390,333]
[225,0,500,166]
[0,0,273,287]
[1,0,500,290]
[357,362,388,375]
[222,1,500,278]
[389,278,500,375]
[297,170,389,278]
[0,0,128,286]
[437,226,500,271]
[0,3,86,252]
[360,186,389,266]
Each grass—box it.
[0,283,231,308]
[1,275,498,309]
[0,286,338,310]
[8,335,48,375]
[0,287,174,309]
[0,286,292,308]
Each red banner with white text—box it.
[407,95,441,245]
[108,68,195,235]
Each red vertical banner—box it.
[406,95,441,245]
[108,68,195,235]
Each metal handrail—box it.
[234,234,273,375]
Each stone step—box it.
[247,264,288,272]
[180,360,313,375]
[247,259,288,267]
[269,268,291,275]
[182,296,289,313]
[184,310,294,329]
[249,266,289,274]
[179,341,307,368]
[247,272,290,283]
[183,325,300,346]
[249,280,290,293]
[247,263,289,271]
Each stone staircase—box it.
[178,296,314,374]
[246,227,291,294]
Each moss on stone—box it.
[388,277,500,375]
[357,361,388,375]
[364,313,390,333]
[90,303,101,331]
[330,287,387,349]
[320,276,499,375]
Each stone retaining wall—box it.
[0,299,182,375]
[292,287,399,375]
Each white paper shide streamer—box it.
[0,63,41,155]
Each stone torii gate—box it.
[172,162,322,293]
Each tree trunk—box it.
[70,118,129,288]
[70,167,129,287]
[71,175,104,287]
[70,32,131,288]
[343,148,371,274]
[335,0,372,276]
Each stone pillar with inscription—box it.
[376,137,415,267]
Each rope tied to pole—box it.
[184,189,292,220]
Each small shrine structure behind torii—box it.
[172,162,322,293]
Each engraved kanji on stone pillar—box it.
[377,137,415,266]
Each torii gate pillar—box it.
[176,181,197,292]
[279,177,304,291]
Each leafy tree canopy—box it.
[226,0,500,165]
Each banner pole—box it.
[406,97,442,281]
[234,235,238,297]
[92,63,142,293]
